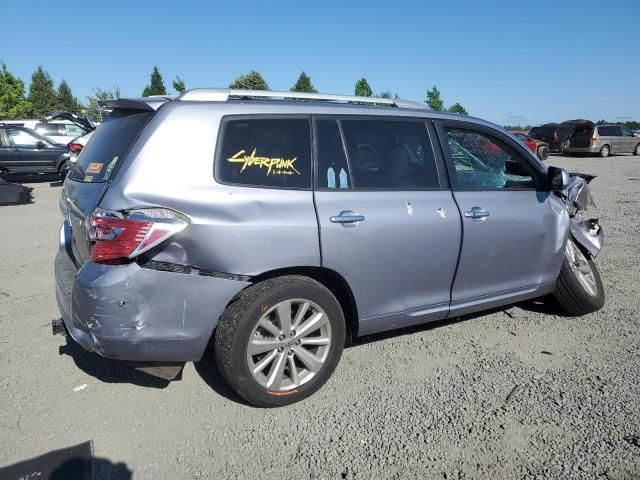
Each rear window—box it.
[216,117,311,189]
[68,110,152,183]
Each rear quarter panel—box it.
[99,102,321,275]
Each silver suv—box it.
[54,89,605,406]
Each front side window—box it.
[7,129,40,147]
[217,118,311,189]
[444,127,537,190]
[340,119,438,190]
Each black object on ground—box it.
[0,441,93,479]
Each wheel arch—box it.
[248,266,360,341]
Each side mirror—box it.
[548,166,570,191]
[36,141,46,150]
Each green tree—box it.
[447,102,468,115]
[229,70,269,90]
[354,78,372,97]
[425,86,444,111]
[57,79,82,113]
[0,62,32,119]
[85,86,122,122]
[142,66,167,97]
[172,76,186,94]
[28,66,58,117]
[290,71,318,93]
[376,91,399,99]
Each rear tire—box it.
[553,238,604,316]
[634,143,640,155]
[599,145,610,158]
[58,163,70,179]
[537,145,549,161]
[214,276,345,407]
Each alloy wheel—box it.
[246,299,332,392]
[566,240,597,296]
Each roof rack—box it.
[179,88,429,110]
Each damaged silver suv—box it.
[54,89,604,406]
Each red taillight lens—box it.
[591,137,597,145]
[553,133,559,142]
[89,208,188,264]
[68,143,83,153]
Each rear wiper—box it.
[67,160,85,178]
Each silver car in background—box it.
[53,89,605,406]
[564,121,640,157]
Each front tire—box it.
[214,276,345,407]
[599,145,610,158]
[634,143,640,156]
[553,238,605,316]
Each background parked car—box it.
[564,122,640,157]
[529,123,573,153]
[510,131,549,161]
[0,124,69,176]
[67,131,93,163]
[3,111,94,145]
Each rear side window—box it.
[217,118,311,189]
[340,119,438,190]
[68,109,152,183]
[597,126,611,136]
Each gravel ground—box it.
[0,155,639,479]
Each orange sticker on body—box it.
[86,163,103,174]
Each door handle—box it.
[464,207,491,220]
[330,211,365,224]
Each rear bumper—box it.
[54,222,250,362]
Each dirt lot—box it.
[0,155,639,479]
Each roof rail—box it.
[179,88,429,110]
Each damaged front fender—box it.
[565,172,603,258]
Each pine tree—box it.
[290,72,318,93]
[142,66,167,97]
[172,76,186,94]
[28,66,58,117]
[354,78,373,97]
[0,62,32,119]
[85,86,122,122]
[229,71,269,90]
[425,86,444,111]
[447,102,468,115]
[57,79,81,113]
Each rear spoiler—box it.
[98,96,174,111]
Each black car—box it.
[528,123,573,153]
[0,124,69,176]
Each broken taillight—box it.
[88,208,188,264]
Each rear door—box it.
[436,120,565,316]
[62,109,155,264]
[313,117,461,336]
[0,129,21,171]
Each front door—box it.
[313,117,461,336]
[437,121,567,316]
[620,127,637,153]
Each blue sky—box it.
[3,0,639,125]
